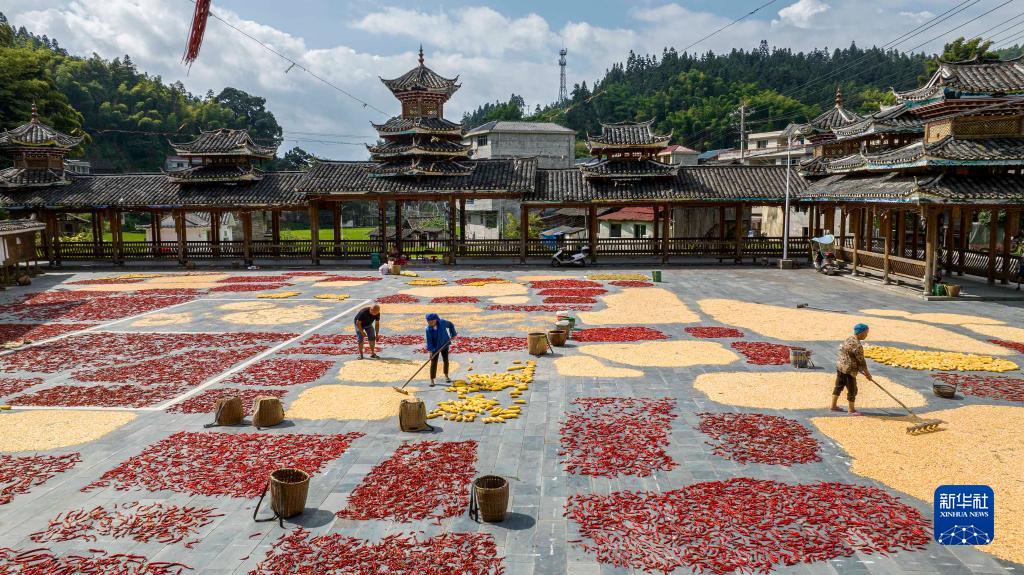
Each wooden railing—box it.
[457,239,520,258]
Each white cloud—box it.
[3,1,961,159]
[776,0,831,29]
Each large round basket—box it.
[269,468,309,519]
[943,284,961,297]
[213,396,244,426]
[473,475,509,523]
[399,398,428,432]
[252,396,285,428]
[933,382,957,399]
[548,330,568,347]
[527,332,548,356]
[789,347,811,368]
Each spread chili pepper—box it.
[0,323,95,346]
[454,277,509,285]
[931,372,1024,402]
[0,548,191,574]
[571,327,668,342]
[536,288,607,297]
[609,280,653,287]
[319,275,381,282]
[167,387,287,415]
[336,440,476,524]
[685,326,745,339]
[559,398,677,477]
[376,294,419,303]
[542,296,598,304]
[416,336,526,354]
[209,282,292,292]
[486,304,592,312]
[731,341,792,365]
[282,334,422,356]
[0,377,42,398]
[529,279,602,289]
[224,358,333,386]
[989,339,1024,354]
[0,453,81,505]
[697,412,821,466]
[430,296,480,303]
[66,278,146,285]
[217,275,293,283]
[30,502,223,547]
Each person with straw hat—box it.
[424,313,457,387]
[831,323,875,416]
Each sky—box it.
[4,0,1019,159]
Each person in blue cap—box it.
[831,323,876,415]
[424,313,457,387]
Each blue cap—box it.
[853,323,869,335]
[425,313,440,321]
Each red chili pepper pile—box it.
[12,384,184,408]
[0,377,41,397]
[454,277,507,285]
[336,440,476,523]
[430,296,479,303]
[376,294,419,303]
[282,334,422,356]
[0,323,95,345]
[282,271,327,276]
[542,296,598,304]
[166,387,288,415]
[989,339,1024,354]
[487,304,592,312]
[209,282,292,292]
[529,279,602,289]
[217,275,294,283]
[0,548,191,575]
[415,336,526,354]
[1,453,81,505]
[685,326,745,339]
[74,348,271,387]
[320,275,381,282]
[559,398,677,477]
[931,373,1024,402]
[697,412,821,466]
[731,341,792,365]
[84,431,363,498]
[224,358,333,386]
[571,327,669,342]
[536,288,607,297]
[565,478,931,575]
[249,528,503,575]
[0,290,200,322]
[30,502,224,547]
[66,278,146,285]
[609,280,653,287]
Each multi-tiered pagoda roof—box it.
[0,106,83,188]
[795,88,865,140]
[167,128,277,183]
[581,120,677,181]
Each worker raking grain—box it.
[424,313,458,387]
[831,323,875,416]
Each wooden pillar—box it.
[1001,209,1016,284]
[652,205,660,256]
[851,208,860,274]
[268,209,279,258]
[210,211,222,258]
[458,198,467,255]
[661,204,671,263]
[110,210,122,265]
[519,204,528,263]
[882,212,892,284]
[986,208,998,283]
[943,209,953,274]
[807,205,816,237]
[46,211,61,266]
[331,203,342,257]
[924,207,938,295]
[393,200,403,256]
[587,204,598,263]
[174,210,187,265]
[911,213,919,259]
[309,202,320,265]
[377,199,388,256]
[151,211,161,258]
[734,203,744,262]
[239,211,252,265]
[92,211,102,253]
[838,207,847,251]
[958,209,969,276]
[447,196,457,265]
[824,204,835,236]
[718,206,726,239]
[896,210,906,257]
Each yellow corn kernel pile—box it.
[399,270,419,277]
[407,278,446,286]
[428,360,536,423]
[314,293,350,301]
[257,291,301,299]
[864,346,1019,372]
[588,273,650,281]
[461,279,511,286]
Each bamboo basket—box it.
[213,396,244,426]
[527,332,548,356]
[399,398,429,432]
[471,475,509,523]
[548,330,568,347]
[252,396,285,428]
[269,468,309,519]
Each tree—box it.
[503,211,544,239]
[270,146,320,171]
[462,94,526,129]
[214,87,282,143]
[926,37,999,77]
[0,41,83,142]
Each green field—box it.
[91,228,376,242]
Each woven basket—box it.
[399,398,428,432]
[789,347,811,368]
[252,396,285,428]
[214,396,244,426]
[548,330,568,347]
[933,382,957,399]
[269,468,309,519]
[527,332,548,356]
[473,475,509,523]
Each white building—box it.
[718,130,810,166]
[462,121,576,239]
[598,207,655,238]
[656,145,699,166]
[144,212,270,242]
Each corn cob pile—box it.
[427,360,535,423]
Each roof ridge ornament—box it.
[418,45,424,66]
[835,86,843,108]
[30,103,39,124]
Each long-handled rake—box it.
[392,336,455,396]
[867,378,945,434]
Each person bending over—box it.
[354,304,381,359]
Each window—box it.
[756,140,768,149]
[633,224,647,238]
[609,223,622,238]
[477,135,488,147]
[485,212,498,228]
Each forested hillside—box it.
[464,40,1022,152]
[0,12,285,172]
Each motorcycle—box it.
[551,246,588,267]
[811,234,839,276]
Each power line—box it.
[182,0,390,117]
[676,0,780,55]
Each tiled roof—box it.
[831,105,923,140]
[862,136,1024,168]
[597,206,655,221]
[579,159,677,178]
[464,121,574,136]
[802,104,864,134]
[896,56,1024,102]
[365,159,474,178]
[0,167,70,188]
[0,109,83,149]
[372,116,463,136]
[170,129,277,157]
[366,140,470,158]
[0,172,306,209]
[165,165,265,183]
[659,144,698,154]
[800,172,1024,203]
[380,52,460,97]
[0,219,46,233]
[297,158,536,196]
[526,165,805,203]
[587,120,671,148]
[798,156,830,177]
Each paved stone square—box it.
[0,266,1020,575]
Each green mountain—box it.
[0,12,292,172]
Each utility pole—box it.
[733,103,749,164]
[558,47,568,103]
